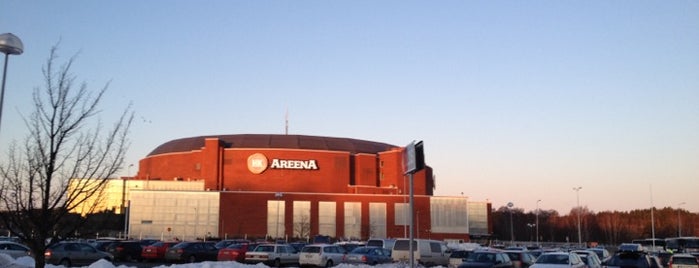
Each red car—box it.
[141,241,178,261]
[217,243,258,262]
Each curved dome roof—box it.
[147,134,400,156]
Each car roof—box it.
[541,251,573,255]
[672,253,697,258]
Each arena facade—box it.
[126,134,491,242]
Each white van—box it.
[366,238,396,250]
[392,238,450,267]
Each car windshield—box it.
[351,247,373,254]
[451,251,472,258]
[466,252,496,263]
[171,242,190,249]
[226,244,246,249]
[149,242,165,247]
[254,245,275,252]
[537,254,570,264]
[301,247,321,253]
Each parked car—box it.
[217,243,259,262]
[214,239,250,250]
[245,243,299,267]
[449,250,474,268]
[649,254,665,268]
[668,253,699,268]
[164,241,218,263]
[141,241,178,262]
[290,242,309,252]
[620,244,647,252]
[298,244,347,267]
[392,238,450,267]
[0,241,32,258]
[503,250,537,268]
[90,240,118,252]
[590,247,612,263]
[44,242,113,267]
[458,250,515,268]
[572,250,603,268]
[342,246,393,265]
[530,252,586,268]
[605,248,653,268]
[105,241,143,262]
[366,239,396,250]
[138,239,160,248]
[335,242,364,253]
[654,252,673,267]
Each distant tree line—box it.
[491,206,699,245]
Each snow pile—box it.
[0,254,34,268]
[2,255,404,268]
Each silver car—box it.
[245,244,299,267]
[572,250,603,268]
[299,244,346,267]
[0,241,32,259]
[530,252,585,268]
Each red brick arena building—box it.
[127,134,491,242]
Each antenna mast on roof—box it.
[285,107,289,135]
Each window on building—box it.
[430,197,468,234]
[318,202,336,237]
[267,200,285,238]
[369,203,387,238]
[344,202,361,239]
[394,203,408,226]
[293,201,311,239]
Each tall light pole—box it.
[527,223,535,242]
[193,207,198,240]
[536,199,541,245]
[678,202,686,237]
[0,33,24,135]
[573,187,583,247]
[507,202,514,245]
[275,192,283,239]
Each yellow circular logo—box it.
[247,153,268,174]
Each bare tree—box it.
[0,45,133,268]
[294,214,311,240]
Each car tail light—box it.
[362,256,367,262]
[44,250,52,258]
[177,249,184,254]
[116,246,125,252]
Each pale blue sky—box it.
[2,1,698,214]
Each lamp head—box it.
[0,33,24,55]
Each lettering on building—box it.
[248,153,319,174]
[270,159,318,170]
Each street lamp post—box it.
[0,33,24,135]
[573,187,583,247]
[275,192,283,239]
[193,207,198,240]
[678,202,686,237]
[527,223,536,242]
[507,202,514,245]
[536,199,541,245]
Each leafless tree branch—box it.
[0,44,133,268]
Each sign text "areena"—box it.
[270,159,318,170]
